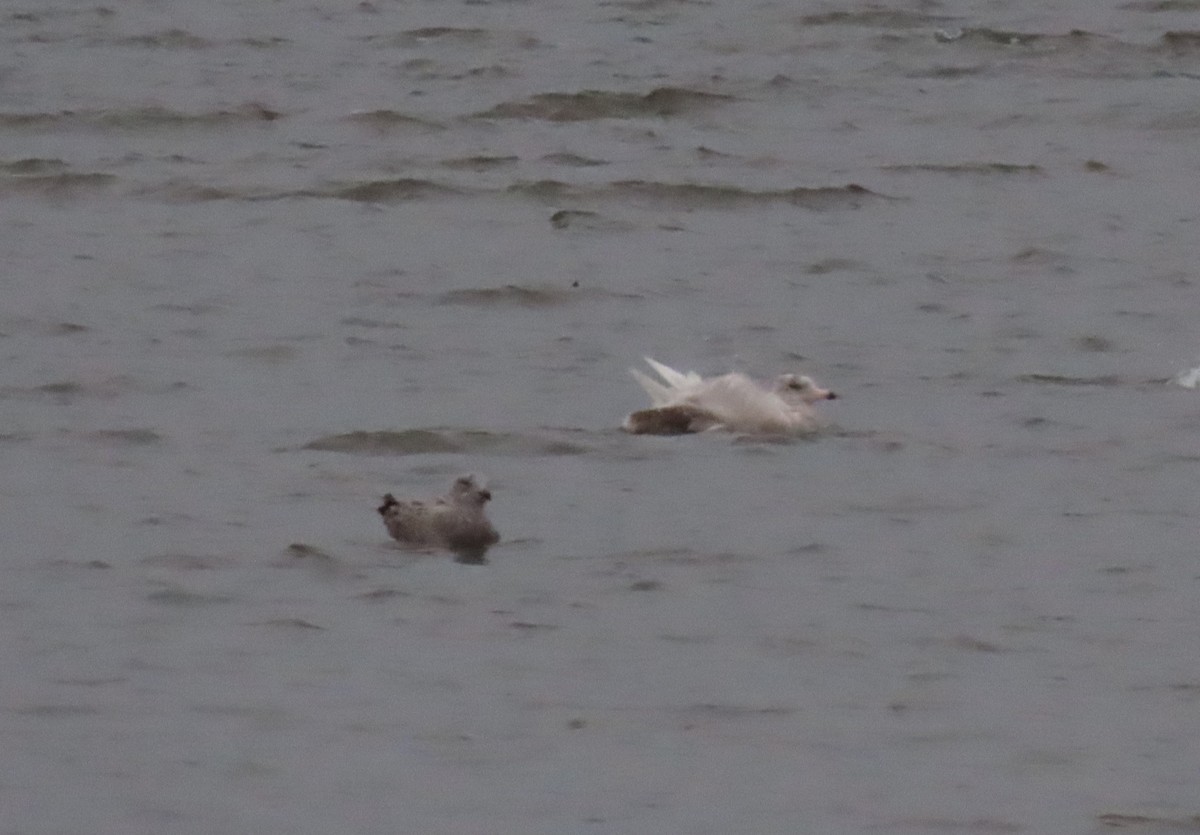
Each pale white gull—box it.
[377,475,499,563]
[623,357,837,435]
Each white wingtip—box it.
[643,357,703,389]
[630,367,674,406]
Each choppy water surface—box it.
[5,1,1200,833]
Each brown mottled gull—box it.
[377,475,499,563]
[623,357,837,435]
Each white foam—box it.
[1175,365,1200,389]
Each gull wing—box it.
[629,366,676,406]
[644,357,702,390]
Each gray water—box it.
[4,2,1200,833]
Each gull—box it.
[377,475,499,563]
[623,357,837,435]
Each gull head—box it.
[450,475,492,507]
[774,373,837,404]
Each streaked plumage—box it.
[378,475,499,563]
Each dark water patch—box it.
[1096,812,1200,829]
[0,157,68,174]
[439,284,575,307]
[29,381,80,397]
[0,171,116,197]
[550,209,635,232]
[933,27,1079,48]
[152,301,225,316]
[142,553,232,571]
[764,74,800,90]
[504,179,889,211]
[1074,334,1115,353]
[307,429,460,455]
[882,162,1043,176]
[319,177,460,203]
[1125,0,1200,7]
[909,64,991,79]
[1151,70,1200,80]
[10,375,159,402]
[1148,110,1200,129]
[146,586,234,606]
[341,316,405,329]
[345,110,444,131]
[679,703,796,719]
[602,0,701,12]
[456,64,516,81]
[117,28,213,49]
[104,103,282,128]
[805,257,861,274]
[551,209,598,229]
[382,26,491,47]
[13,704,100,718]
[1159,31,1200,55]
[135,180,251,203]
[695,145,736,159]
[1100,564,1153,575]
[440,154,519,171]
[0,104,281,132]
[282,543,336,562]
[509,621,559,630]
[948,635,1005,653]
[138,513,194,527]
[628,579,664,591]
[49,321,88,334]
[256,618,325,630]
[506,179,579,201]
[1128,681,1200,701]
[238,36,290,48]
[799,9,955,27]
[439,283,640,306]
[1010,246,1071,269]
[0,112,71,130]
[303,429,589,457]
[609,180,888,209]
[225,344,298,363]
[1166,683,1200,701]
[1017,373,1124,387]
[931,27,1132,64]
[86,428,162,446]
[356,587,412,601]
[476,87,732,121]
[542,152,609,167]
[47,558,111,570]
[884,817,1021,833]
[271,544,354,577]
